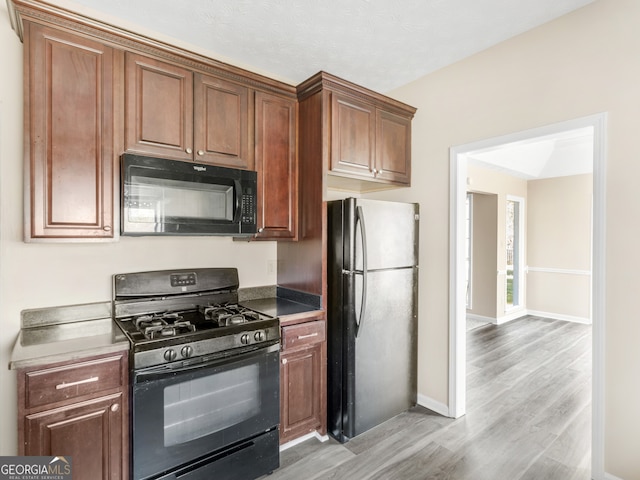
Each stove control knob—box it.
[164,349,177,362]
[181,346,193,358]
[240,334,250,345]
[254,331,265,342]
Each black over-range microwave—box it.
[121,154,257,236]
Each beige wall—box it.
[467,193,498,319]
[371,0,640,477]
[0,2,278,456]
[527,174,592,320]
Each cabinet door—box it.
[254,92,297,240]
[375,109,412,185]
[330,92,375,179]
[194,74,252,168]
[26,23,115,239]
[280,344,322,443]
[24,393,126,480]
[125,53,193,161]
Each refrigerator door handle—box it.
[355,206,368,337]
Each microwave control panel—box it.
[241,193,255,224]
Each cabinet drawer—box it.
[25,355,124,409]
[282,321,326,351]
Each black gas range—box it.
[113,268,280,369]
[113,268,280,480]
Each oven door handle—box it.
[134,342,279,383]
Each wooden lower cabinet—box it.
[24,393,124,479]
[279,319,326,444]
[17,352,129,480]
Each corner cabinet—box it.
[17,352,129,480]
[298,71,416,192]
[279,315,326,444]
[254,92,298,240]
[125,52,253,169]
[24,22,116,240]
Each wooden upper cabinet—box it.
[194,73,252,169]
[330,93,376,180]
[297,72,416,191]
[25,22,116,240]
[376,108,412,184]
[125,53,252,168]
[254,92,297,239]
[330,91,412,186]
[125,53,194,161]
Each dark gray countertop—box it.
[241,297,317,318]
[240,286,323,320]
[9,301,129,370]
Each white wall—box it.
[0,2,277,456]
[373,0,640,477]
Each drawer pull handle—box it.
[297,333,319,340]
[56,376,99,390]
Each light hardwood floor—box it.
[266,316,592,480]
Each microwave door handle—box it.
[232,180,242,223]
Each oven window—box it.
[163,363,260,446]
[129,176,234,224]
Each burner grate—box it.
[200,304,260,327]
[134,312,196,339]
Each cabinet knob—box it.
[258,227,264,233]
[186,148,193,154]
[197,150,205,156]
[372,168,378,174]
[282,358,288,365]
[111,404,119,413]
[103,226,112,232]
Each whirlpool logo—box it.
[0,456,72,479]
[193,165,207,172]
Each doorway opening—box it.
[449,113,606,478]
[505,196,524,310]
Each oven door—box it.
[132,343,280,480]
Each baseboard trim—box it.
[466,313,495,324]
[527,309,591,324]
[468,310,591,326]
[604,472,624,480]
[417,394,451,417]
[279,431,329,452]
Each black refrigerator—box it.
[327,197,419,443]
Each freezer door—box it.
[352,266,417,436]
[354,199,418,271]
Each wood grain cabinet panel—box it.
[376,109,412,184]
[24,393,124,480]
[125,52,194,161]
[254,92,297,239]
[331,93,376,179]
[17,352,129,480]
[194,73,252,169]
[296,72,416,191]
[279,319,326,444]
[25,22,115,240]
[126,53,253,168]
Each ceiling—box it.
[48,0,595,93]
[467,127,594,180]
